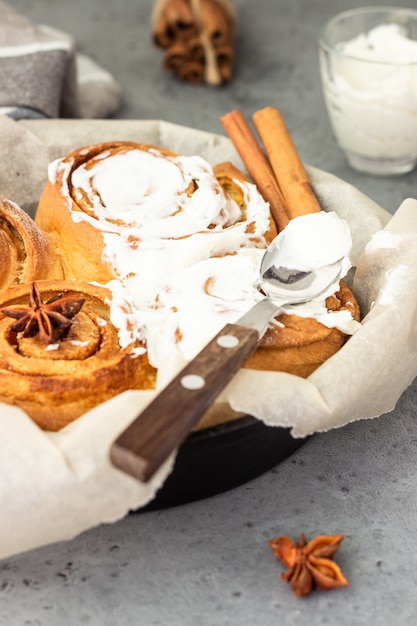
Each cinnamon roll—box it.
[0,280,156,431]
[246,281,360,377]
[33,141,360,431]
[0,194,62,292]
[149,248,360,380]
[35,141,276,285]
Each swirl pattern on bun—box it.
[33,141,361,430]
[0,280,156,430]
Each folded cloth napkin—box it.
[0,1,121,119]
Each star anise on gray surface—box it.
[269,533,349,597]
[1,282,85,344]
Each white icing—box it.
[321,23,417,159]
[45,343,60,351]
[365,230,404,252]
[262,212,359,335]
[64,148,269,238]
[52,146,359,369]
[340,23,417,65]
[266,212,352,273]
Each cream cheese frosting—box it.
[51,147,271,238]
[266,212,359,335]
[266,211,352,274]
[339,23,417,65]
[49,146,359,371]
[322,23,417,160]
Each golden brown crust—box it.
[0,280,156,430]
[35,143,173,283]
[36,177,114,283]
[213,160,278,243]
[32,141,361,431]
[244,281,360,377]
[191,283,360,430]
[0,194,63,292]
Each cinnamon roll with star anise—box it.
[0,194,62,292]
[0,280,156,431]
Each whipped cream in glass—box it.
[319,8,417,175]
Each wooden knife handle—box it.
[110,323,259,482]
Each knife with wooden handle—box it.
[109,299,279,482]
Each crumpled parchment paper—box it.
[0,115,415,560]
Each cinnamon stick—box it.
[163,40,189,71]
[186,36,204,62]
[217,52,233,82]
[153,0,235,85]
[216,44,234,67]
[177,60,205,83]
[163,0,197,40]
[190,0,222,86]
[252,106,322,219]
[220,109,290,231]
[152,15,174,49]
[151,0,172,48]
[200,0,233,46]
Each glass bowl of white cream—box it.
[319,6,417,176]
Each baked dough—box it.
[0,280,156,430]
[0,194,62,292]
[31,141,361,430]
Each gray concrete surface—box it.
[2,0,417,624]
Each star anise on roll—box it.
[1,282,85,344]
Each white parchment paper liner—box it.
[0,115,415,560]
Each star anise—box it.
[269,533,349,597]
[1,282,85,344]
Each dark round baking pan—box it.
[141,415,308,510]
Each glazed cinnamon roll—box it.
[149,248,360,380]
[0,280,156,431]
[35,141,276,286]
[33,141,360,431]
[0,195,62,292]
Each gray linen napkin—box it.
[0,1,121,119]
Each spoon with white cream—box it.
[110,211,352,482]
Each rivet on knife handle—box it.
[110,323,259,482]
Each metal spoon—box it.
[110,244,344,482]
